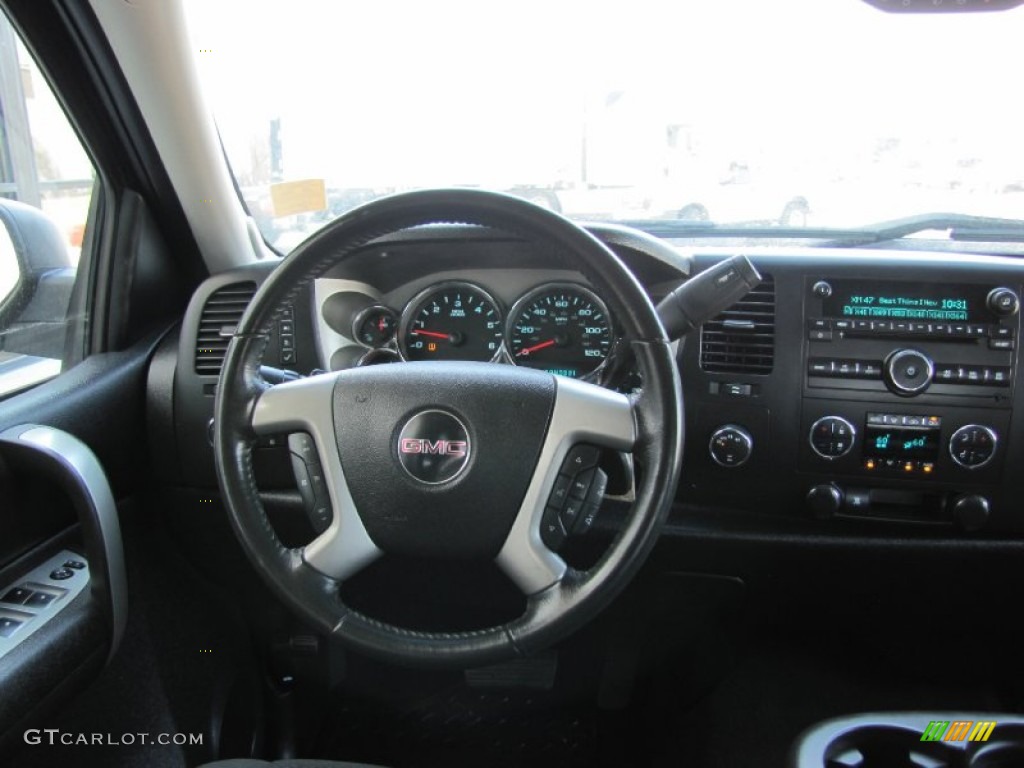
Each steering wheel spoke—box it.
[497,376,637,595]
[251,373,382,581]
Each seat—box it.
[198,760,385,768]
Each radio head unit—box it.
[806,277,1018,399]
[822,280,989,323]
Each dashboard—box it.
[162,223,1024,548]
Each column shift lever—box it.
[656,255,762,339]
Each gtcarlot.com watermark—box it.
[24,729,203,747]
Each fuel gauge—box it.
[353,305,397,347]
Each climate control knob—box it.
[709,425,753,467]
[949,425,998,469]
[806,483,843,520]
[809,416,855,459]
[951,494,990,532]
[884,349,934,396]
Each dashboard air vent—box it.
[194,281,257,375]
[699,275,775,374]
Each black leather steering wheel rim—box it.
[213,188,683,668]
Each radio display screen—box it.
[863,426,940,461]
[823,280,990,323]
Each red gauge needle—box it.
[412,329,449,340]
[517,339,556,357]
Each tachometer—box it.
[401,282,504,362]
[507,284,613,379]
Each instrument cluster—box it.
[325,280,616,381]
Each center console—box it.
[799,277,1017,528]
[789,712,1024,768]
[680,253,1024,535]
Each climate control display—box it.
[862,413,941,473]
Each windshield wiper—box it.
[617,213,1024,247]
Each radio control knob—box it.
[951,494,990,532]
[884,349,934,396]
[949,424,998,469]
[812,280,833,299]
[809,416,855,459]
[807,483,843,519]
[987,287,1019,317]
[709,425,753,468]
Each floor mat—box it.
[315,685,642,768]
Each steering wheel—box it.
[213,189,682,667]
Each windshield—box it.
[184,0,1024,252]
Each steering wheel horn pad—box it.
[333,361,555,560]
[214,188,683,668]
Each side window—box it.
[0,12,94,397]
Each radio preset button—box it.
[988,338,1014,351]
[808,359,834,376]
[991,368,1011,384]
[859,361,882,378]
[933,364,1012,387]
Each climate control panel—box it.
[801,403,1009,484]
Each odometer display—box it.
[507,284,613,379]
[401,282,504,362]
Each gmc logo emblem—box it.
[399,438,467,457]
[396,410,471,484]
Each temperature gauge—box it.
[353,305,397,347]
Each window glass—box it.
[184,0,1024,251]
[0,12,94,397]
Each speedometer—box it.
[401,282,504,362]
[507,284,613,379]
